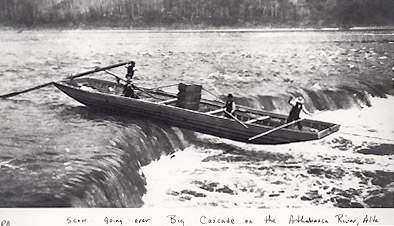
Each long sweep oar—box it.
[200,87,248,128]
[0,61,133,99]
[224,110,249,129]
[0,82,55,99]
[103,70,164,100]
[248,118,305,142]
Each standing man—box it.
[224,94,236,118]
[116,61,136,98]
[286,96,311,130]
[125,61,136,81]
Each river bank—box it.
[1,25,393,33]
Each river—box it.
[0,29,393,208]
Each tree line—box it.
[0,0,392,28]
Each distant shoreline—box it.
[1,26,393,33]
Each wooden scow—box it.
[53,77,340,145]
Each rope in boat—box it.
[338,131,394,142]
[102,70,165,101]
[148,83,225,104]
[135,86,166,101]
[147,83,179,91]
[202,87,225,104]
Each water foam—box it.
[141,96,394,208]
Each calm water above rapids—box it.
[0,29,393,208]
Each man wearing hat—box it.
[286,96,311,130]
[224,94,236,118]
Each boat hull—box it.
[54,80,340,145]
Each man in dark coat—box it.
[125,61,136,80]
[123,80,135,98]
[224,94,236,118]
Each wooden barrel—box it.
[178,83,202,93]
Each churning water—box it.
[0,29,393,207]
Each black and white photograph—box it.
[0,0,393,224]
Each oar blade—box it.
[0,82,54,99]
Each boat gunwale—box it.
[55,78,338,135]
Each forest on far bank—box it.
[0,0,393,29]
